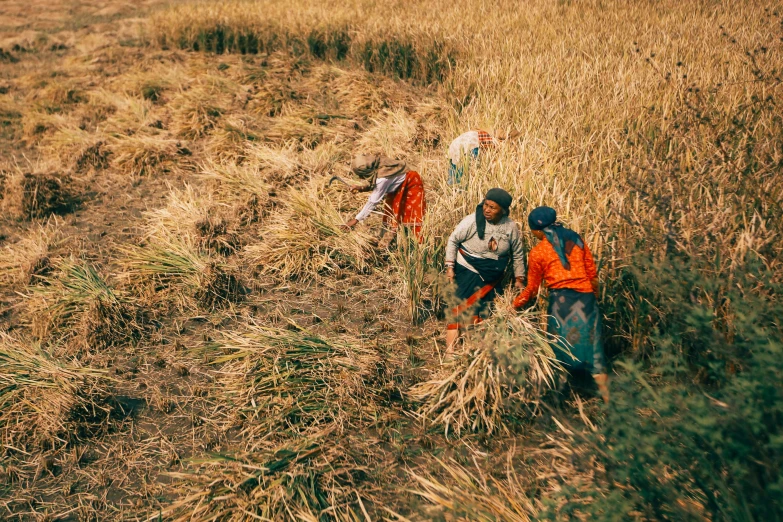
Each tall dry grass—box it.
[2,0,781,519]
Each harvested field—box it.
[1,0,782,520]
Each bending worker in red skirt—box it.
[513,206,609,403]
[342,154,426,249]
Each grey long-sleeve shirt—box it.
[445,213,526,278]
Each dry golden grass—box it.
[0,331,109,460]
[0,221,60,286]
[243,178,378,280]
[409,310,561,437]
[1,0,781,519]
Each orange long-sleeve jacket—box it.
[513,237,597,309]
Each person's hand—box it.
[350,185,362,194]
[514,276,524,290]
[446,266,455,283]
[512,293,525,310]
[341,218,359,231]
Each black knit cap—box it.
[476,188,513,240]
[528,206,557,230]
[484,188,512,212]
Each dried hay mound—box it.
[44,126,111,173]
[90,90,158,133]
[155,431,376,521]
[170,82,233,139]
[244,141,304,186]
[263,113,340,149]
[193,262,245,310]
[409,452,538,522]
[203,115,264,160]
[0,223,60,286]
[243,181,376,281]
[1,171,80,220]
[409,313,562,437]
[109,134,185,176]
[195,214,241,256]
[0,331,109,457]
[79,296,151,350]
[27,260,151,351]
[74,140,111,172]
[200,324,382,440]
[198,159,273,200]
[160,326,390,519]
[142,184,242,256]
[20,111,69,145]
[121,237,244,311]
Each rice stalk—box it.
[121,236,243,310]
[409,451,537,521]
[109,134,183,176]
[154,430,370,521]
[26,259,149,350]
[170,82,233,139]
[408,312,561,437]
[0,331,108,455]
[0,221,61,286]
[243,181,376,280]
[198,158,272,199]
[201,323,381,440]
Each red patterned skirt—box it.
[383,171,426,238]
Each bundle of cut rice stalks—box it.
[155,430,377,522]
[170,81,233,139]
[243,180,376,280]
[43,126,111,173]
[0,332,108,457]
[198,158,272,203]
[409,450,537,521]
[109,133,184,176]
[0,221,61,287]
[120,235,243,311]
[194,322,382,443]
[408,308,562,437]
[355,108,418,158]
[25,259,150,352]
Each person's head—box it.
[528,206,557,237]
[351,154,407,183]
[351,154,380,179]
[482,188,512,224]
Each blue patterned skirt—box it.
[547,289,607,375]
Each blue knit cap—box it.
[528,206,557,230]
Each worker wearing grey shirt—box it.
[444,188,526,351]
